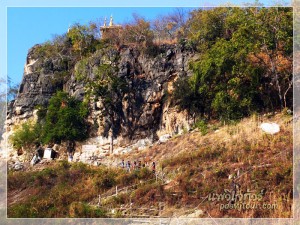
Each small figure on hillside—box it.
[31,143,44,166]
[144,156,150,167]
[126,161,131,172]
[67,140,75,153]
[35,143,44,160]
[68,154,73,162]
[138,161,142,169]
[133,161,137,170]
[152,162,156,174]
[121,159,125,168]
[67,140,75,162]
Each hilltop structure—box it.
[100,15,122,39]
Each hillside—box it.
[4,7,293,219]
[8,112,292,218]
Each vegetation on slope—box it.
[125,112,292,217]
[9,7,293,151]
[8,161,153,218]
[174,7,292,121]
[30,7,293,123]
[10,91,89,155]
[8,112,292,218]
[7,7,293,218]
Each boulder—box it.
[183,209,204,218]
[159,134,172,143]
[260,123,280,135]
[14,162,24,171]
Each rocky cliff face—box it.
[6,45,70,127]
[6,43,195,144]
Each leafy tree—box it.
[187,8,228,51]
[249,7,293,109]
[41,91,89,144]
[175,7,292,121]
[173,76,204,119]
[67,23,99,58]
[9,121,41,159]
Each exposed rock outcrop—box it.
[6,43,195,146]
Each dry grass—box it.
[7,112,292,218]
[124,112,292,217]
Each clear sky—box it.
[7,7,198,85]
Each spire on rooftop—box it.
[109,15,113,26]
[104,17,107,27]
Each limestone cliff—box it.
[6,43,195,145]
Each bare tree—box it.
[152,8,190,43]
[121,13,154,45]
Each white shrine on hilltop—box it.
[100,15,122,39]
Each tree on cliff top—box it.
[152,8,189,44]
[67,23,99,59]
[174,7,292,121]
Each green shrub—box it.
[194,119,208,135]
[35,105,47,120]
[31,168,57,186]
[9,121,41,158]
[59,160,71,170]
[111,193,129,205]
[42,91,89,144]
[211,91,246,121]
[69,202,107,218]
[136,167,152,180]
[32,42,55,58]
[71,162,89,172]
[74,58,89,81]
[116,172,135,186]
[94,169,117,191]
[172,76,198,113]
[8,203,37,218]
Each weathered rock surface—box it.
[6,43,195,146]
[6,44,69,128]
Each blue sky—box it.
[8,7,197,84]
